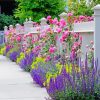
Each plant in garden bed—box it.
[0,45,6,55]
[4,29,23,59]
[19,51,35,72]
[31,60,59,87]
[5,45,12,55]
[31,56,80,88]
[31,57,46,86]
[4,13,98,100]
[30,15,83,88]
[16,52,25,63]
[6,47,20,62]
[46,58,100,100]
[9,51,20,62]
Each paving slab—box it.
[0,55,49,100]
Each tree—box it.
[67,0,93,16]
[14,0,67,23]
[67,0,100,16]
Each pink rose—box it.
[73,34,79,38]
[45,55,51,61]
[29,33,33,37]
[52,18,58,25]
[16,36,21,42]
[47,15,51,20]
[49,46,56,53]
[67,12,73,17]
[56,28,62,33]
[59,19,66,28]
[36,27,40,31]
[90,40,94,44]
[40,33,46,38]
[79,15,85,21]
[80,36,82,42]
[5,31,9,35]
[46,28,51,32]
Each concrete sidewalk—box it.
[0,55,49,100]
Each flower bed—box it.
[1,14,100,100]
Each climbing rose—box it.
[16,36,21,42]
[90,40,94,44]
[80,36,82,42]
[45,55,51,61]
[49,46,56,53]
[47,15,51,20]
[59,19,66,28]
[56,28,62,33]
[67,12,73,17]
[52,18,58,25]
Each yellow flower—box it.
[36,57,45,62]
[26,49,31,54]
[16,52,25,64]
[0,46,6,55]
[31,57,45,69]
[31,62,38,69]
[56,62,62,74]
[45,72,53,86]
[66,64,73,73]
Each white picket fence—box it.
[0,31,4,45]
[4,4,100,70]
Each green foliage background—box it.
[0,14,17,30]
[67,0,100,16]
[14,0,67,23]
[1,0,100,30]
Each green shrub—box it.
[0,14,17,30]
[67,0,93,16]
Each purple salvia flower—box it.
[90,68,96,93]
[82,79,86,93]
[31,69,46,87]
[9,51,19,61]
[47,78,56,94]
[85,53,88,69]
[19,52,35,70]
[55,75,66,91]
[64,72,75,90]
[19,58,27,69]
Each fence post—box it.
[40,18,49,32]
[16,23,21,34]
[27,18,33,33]
[24,18,28,34]
[59,12,67,20]
[4,26,8,33]
[40,17,47,25]
[94,4,100,71]
[28,18,33,27]
[9,25,13,31]
[4,26,8,43]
